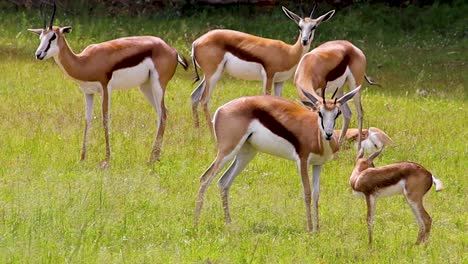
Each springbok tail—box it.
[177,53,189,70]
[432,175,444,192]
[192,45,201,83]
[364,75,382,87]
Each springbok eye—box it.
[334,110,341,119]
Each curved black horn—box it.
[310,2,317,18]
[49,1,56,29]
[40,3,46,29]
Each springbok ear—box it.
[60,26,72,34]
[282,6,302,25]
[337,85,361,105]
[315,10,335,25]
[28,28,43,36]
[368,147,384,163]
[301,88,320,108]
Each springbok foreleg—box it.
[312,165,322,232]
[262,75,274,95]
[273,81,285,97]
[353,90,364,151]
[365,194,376,245]
[80,93,94,161]
[218,143,257,224]
[100,83,111,168]
[338,102,352,147]
[297,159,312,232]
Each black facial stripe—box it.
[44,33,56,53]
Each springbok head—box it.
[27,2,72,60]
[282,3,335,46]
[301,85,361,140]
[356,146,384,169]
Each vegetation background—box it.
[0,0,466,263]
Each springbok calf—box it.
[194,86,361,232]
[333,127,392,152]
[190,5,335,132]
[350,147,443,245]
[28,3,188,167]
[295,40,380,151]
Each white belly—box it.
[224,52,265,81]
[376,180,405,198]
[247,120,298,160]
[76,58,154,94]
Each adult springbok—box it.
[28,3,188,167]
[194,86,361,232]
[350,147,443,245]
[191,4,335,132]
[294,40,380,151]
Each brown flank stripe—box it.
[325,54,350,82]
[252,109,300,153]
[225,44,265,67]
[107,49,153,80]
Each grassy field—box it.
[0,3,466,263]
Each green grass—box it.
[0,4,467,263]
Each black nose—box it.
[302,40,308,46]
[325,132,333,140]
[35,53,42,60]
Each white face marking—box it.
[247,120,298,161]
[224,52,264,81]
[317,105,341,140]
[298,20,317,46]
[35,30,59,60]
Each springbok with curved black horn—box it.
[350,147,443,245]
[190,4,335,133]
[294,40,381,151]
[194,86,361,232]
[28,3,188,167]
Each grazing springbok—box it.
[350,147,443,245]
[194,86,361,232]
[333,127,392,152]
[28,3,188,167]
[190,4,335,132]
[294,40,380,151]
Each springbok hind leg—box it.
[194,154,231,225]
[191,77,206,128]
[405,192,432,245]
[218,143,257,224]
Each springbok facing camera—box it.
[333,127,392,152]
[349,147,443,245]
[28,3,188,167]
[295,40,381,151]
[195,86,361,232]
[190,4,335,133]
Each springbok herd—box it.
[28,3,443,245]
